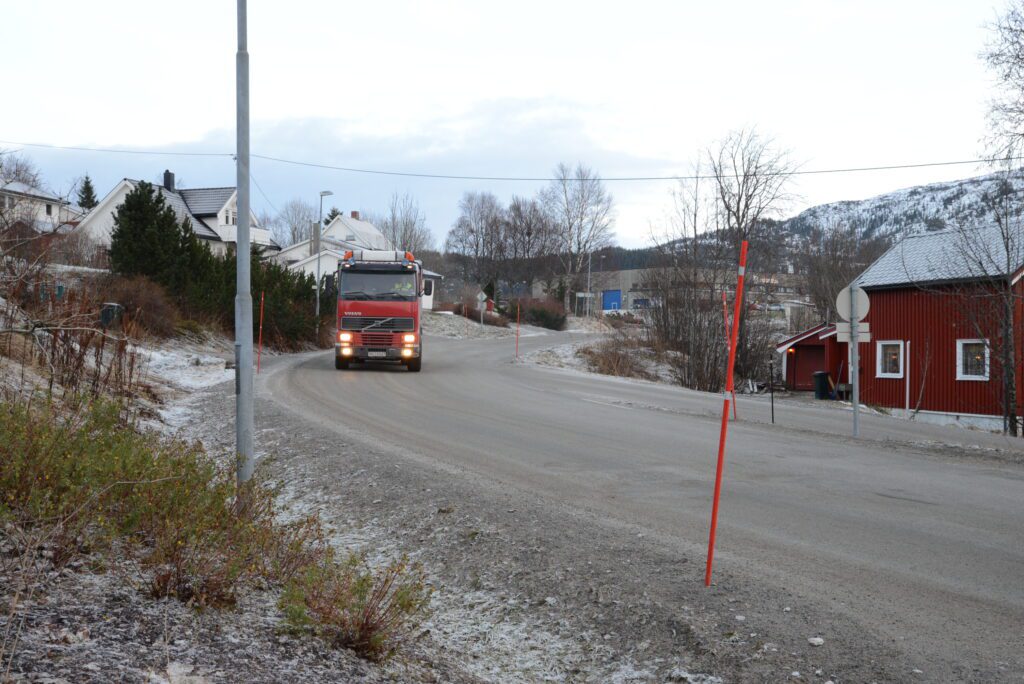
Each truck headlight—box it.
[339,332,352,342]
[403,333,416,343]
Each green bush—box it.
[0,400,430,653]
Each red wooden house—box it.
[783,223,1022,430]
[776,323,848,391]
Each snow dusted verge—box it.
[525,340,679,386]
[141,335,236,431]
[421,310,515,339]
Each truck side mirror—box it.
[423,280,433,296]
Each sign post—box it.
[256,290,265,374]
[515,301,521,360]
[836,285,870,438]
[477,291,487,325]
[705,241,748,587]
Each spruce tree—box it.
[77,175,99,210]
[324,206,343,226]
[109,181,183,285]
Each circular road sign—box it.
[836,285,869,322]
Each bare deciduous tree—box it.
[504,196,557,292]
[275,198,317,246]
[801,220,889,322]
[982,1,1024,157]
[949,184,1023,435]
[708,129,796,376]
[444,192,506,293]
[367,192,435,254]
[540,163,615,301]
[644,167,731,391]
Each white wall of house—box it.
[76,181,132,244]
[209,192,275,248]
[291,250,344,281]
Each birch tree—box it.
[540,163,615,302]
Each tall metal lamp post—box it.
[234,0,254,489]
[314,189,333,341]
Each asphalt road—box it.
[264,331,1024,678]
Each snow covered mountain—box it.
[779,168,1024,241]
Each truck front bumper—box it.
[335,344,421,361]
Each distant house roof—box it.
[323,214,392,250]
[179,187,234,216]
[857,221,1024,289]
[775,323,830,353]
[0,180,64,203]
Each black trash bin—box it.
[812,370,830,400]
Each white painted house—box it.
[0,181,82,232]
[278,210,393,278]
[76,171,278,256]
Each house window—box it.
[956,339,989,381]
[876,340,903,378]
[45,203,52,216]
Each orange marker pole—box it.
[722,292,737,420]
[705,241,748,587]
[516,301,521,359]
[256,290,265,374]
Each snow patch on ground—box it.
[422,310,515,339]
[140,335,237,430]
[525,340,679,386]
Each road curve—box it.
[262,330,1024,677]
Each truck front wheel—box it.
[406,357,422,372]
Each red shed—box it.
[843,223,1023,430]
[776,323,848,391]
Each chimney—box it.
[350,210,360,220]
[163,170,175,192]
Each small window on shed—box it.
[876,340,903,378]
[45,203,52,216]
[956,339,988,381]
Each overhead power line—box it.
[2,138,1021,183]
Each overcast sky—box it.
[3,0,1006,247]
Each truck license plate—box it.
[367,351,387,358]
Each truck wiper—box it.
[341,291,371,300]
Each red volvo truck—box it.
[335,250,423,372]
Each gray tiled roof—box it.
[127,180,220,240]
[180,187,234,216]
[857,221,1024,289]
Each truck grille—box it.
[359,332,394,347]
[340,317,414,331]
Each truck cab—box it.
[335,250,423,372]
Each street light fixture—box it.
[315,190,333,340]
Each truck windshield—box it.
[340,271,417,301]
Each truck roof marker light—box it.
[343,251,353,260]
[405,251,415,262]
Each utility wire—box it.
[3,138,1021,183]
[249,171,279,214]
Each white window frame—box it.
[876,340,904,379]
[956,339,989,381]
